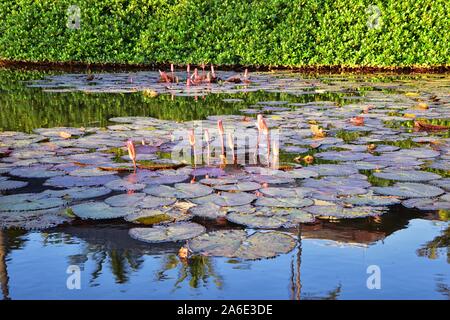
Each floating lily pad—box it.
[227,207,314,229]
[0,208,71,230]
[372,183,445,198]
[260,187,313,198]
[0,193,67,212]
[105,179,146,191]
[145,174,189,185]
[72,201,134,220]
[308,164,358,176]
[104,193,146,207]
[69,167,116,177]
[42,186,112,200]
[315,151,369,161]
[9,165,64,178]
[44,175,117,187]
[255,197,313,208]
[129,222,206,243]
[0,179,28,190]
[199,177,239,186]
[214,181,261,192]
[192,192,257,207]
[188,230,296,260]
[302,176,369,196]
[125,206,192,225]
[343,193,401,206]
[189,203,226,219]
[139,196,177,209]
[402,198,450,211]
[373,170,441,182]
[144,183,213,199]
[304,205,386,218]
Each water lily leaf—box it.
[105,179,146,191]
[260,187,313,198]
[315,151,369,161]
[42,186,112,200]
[72,201,134,220]
[144,174,189,185]
[0,179,28,190]
[227,207,314,229]
[188,230,296,260]
[402,198,450,211]
[69,167,117,177]
[343,193,401,206]
[0,193,66,212]
[234,231,297,260]
[104,193,146,207]
[191,192,257,207]
[255,197,313,208]
[305,205,386,218]
[308,164,359,176]
[199,177,239,186]
[9,165,65,178]
[0,208,71,230]
[188,230,246,257]
[214,181,261,192]
[302,176,369,195]
[139,196,177,209]
[125,206,192,225]
[44,175,117,188]
[372,183,445,198]
[189,203,226,219]
[144,183,212,199]
[129,222,205,243]
[373,170,441,182]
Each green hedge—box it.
[0,0,448,67]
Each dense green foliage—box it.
[0,0,448,66]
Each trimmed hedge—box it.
[0,0,448,67]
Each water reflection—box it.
[0,205,447,299]
[0,230,10,300]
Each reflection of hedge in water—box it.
[0,70,348,132]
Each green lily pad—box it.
[104,193,146,207]
[214,181,261,192]
[0,179,28,190]
[42,186,112,200]
[343,193,401,206]
[373,170,442,182]
[189,203,226,219]
[402,198,450,211]
[188,230,296,260]
[259,187,313,198]
[304,205,386,219]
[192,192,257,206]
[72,201,134,220]
[144,183,213,199]
[372,183,445,198]
[139,196,177,209]
[105,179,146,191]
[129,222,206,243]
[255,197,313,208]
[227,207,314,229]
[9,165,65,178]
[0,193,66,212]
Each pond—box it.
[0,68,449,299]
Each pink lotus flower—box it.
[217,120,225,161]
[188,129,196,146]
[127,140,137,171]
